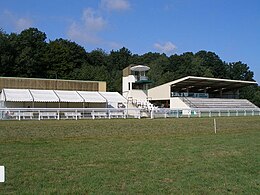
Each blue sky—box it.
[0,0,260,83]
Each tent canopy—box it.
[54,90,84,102]
[0,89,127,105]
[77,91,106,103]
[99,92,127,103]
[1,89,33,102]
[30,89,60,102]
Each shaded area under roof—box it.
[168,76,257,93]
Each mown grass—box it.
[0,117,259,194]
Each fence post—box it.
[151,108,154,119]
[92,110,95,119]
[18,110,21,121]
[214,118,217,134]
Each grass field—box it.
[0,117,259,194]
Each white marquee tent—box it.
[0,88,127,108]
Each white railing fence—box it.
[150,108,260,119]
[0,107,259,120]
[0,108,141,120]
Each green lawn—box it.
[0,117,259,194]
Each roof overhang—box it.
[130,65,150,72]
[169,76,257,92]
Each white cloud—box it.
[67,0,129,49]
[2,10,33,32]
[154,41,177,54]
[67,8,106,44]
[101,0,130,11]
[67,22,101,44]
[82,8,106,31]
[67,7,121,49]
[15,17,33,31]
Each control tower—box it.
[122,64,153,109]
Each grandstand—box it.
[0,65,259,120]
[181,97,258,110]
[123,65,259,113]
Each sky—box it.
[0,0,260,83]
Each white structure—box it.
[0,88,127,109]
[148,76,258,109]
[122,64,154,110]
[122,65,258,111]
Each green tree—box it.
[12,28,47,77]
[228,61,254,81]
[147,54,171,87]
[0,29,15,76]
[195,51,227,78]
[108,47,132,70]
[46,39,86,79]
[87,49,108,67]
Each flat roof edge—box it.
[149,76,257,91]
[0,76,106,83]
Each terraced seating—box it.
[182,98,258,109]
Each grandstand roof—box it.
[148,76,257,100]
[156,76,257,92]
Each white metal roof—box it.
[2,88,33,102]
[99,92,127,103]
[130,65,150,72]
[77,91,106,103]
[30,89,59,102]
[148,76,258,100]
[152,76,257,91]
[54,90,84,102]
[0,89,127,104]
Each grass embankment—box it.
[0,117,259,194]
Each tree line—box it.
[0,28,259,106]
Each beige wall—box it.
[170,97,190,109]
[148,84,171,100]
[98,82,106,92]
[0,77,106,92]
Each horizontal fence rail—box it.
[0,107,259,120]
[0,108,141,120]
[150,108,260,119]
